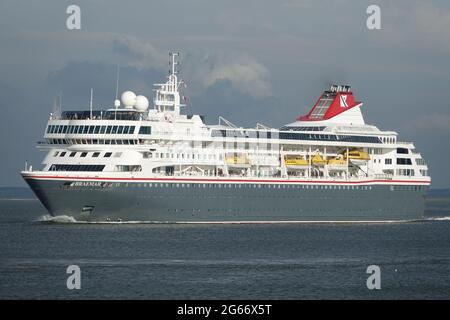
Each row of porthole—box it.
[108,182,375,190]
[72,181,426,192]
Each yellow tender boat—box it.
[284,155,308,166]
[311,153,327,166]
[327,155,347,166]
[226,155,251,166]
[344,149,370,161]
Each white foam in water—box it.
[425,216,450,221]
[37,214,78,223]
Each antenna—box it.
[115,64,120,100]
[169,51,179,74]
[59,92,63,115]
[89,88,93,119]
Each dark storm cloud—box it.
[46,61,165,108]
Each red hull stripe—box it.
[22,175,430,185]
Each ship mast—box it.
[153,52,186,120]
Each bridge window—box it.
[139,126,152,134]
[397,158,412,165]
[49,164,105,172]
[397,148,409,154]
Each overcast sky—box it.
[1,0,449,187]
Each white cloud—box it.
[203,56,271,98]
[112,35,167,69]
[111,37,272,98]
[182,52,272,99]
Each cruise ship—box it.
[21,53,431,222]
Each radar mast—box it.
[153,52,186,120]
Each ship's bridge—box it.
[57,109,143,121]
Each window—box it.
[83,126,89,134]
[397,169,415,176]
[88,126,95,134]
[397,158,412,165]
[80,152,88,157]
[49,164,104,172]
[92,152,100,157]
[111,126,118,134]
[100,126,107,134]
[397,148,409,154]
[104,152,112,158]
[54,151,59,157]
[309,93,334,119]
[94,126,100,134]
[69,152,77,157]
[106,126,112,134]
[385,158,392,165]
[117,126,124,134]
[139,126,152,134]
[373,148,383,155]
[130,126,136,134]
[416,158,426,166]
[60,152,66,157]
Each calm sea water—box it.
[0,193,449,299]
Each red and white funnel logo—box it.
[340,95,348,108]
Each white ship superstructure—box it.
[21,53,431,222]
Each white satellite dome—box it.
[114,99,121,108]
[121,91,136,108]
[134,95,149,112]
